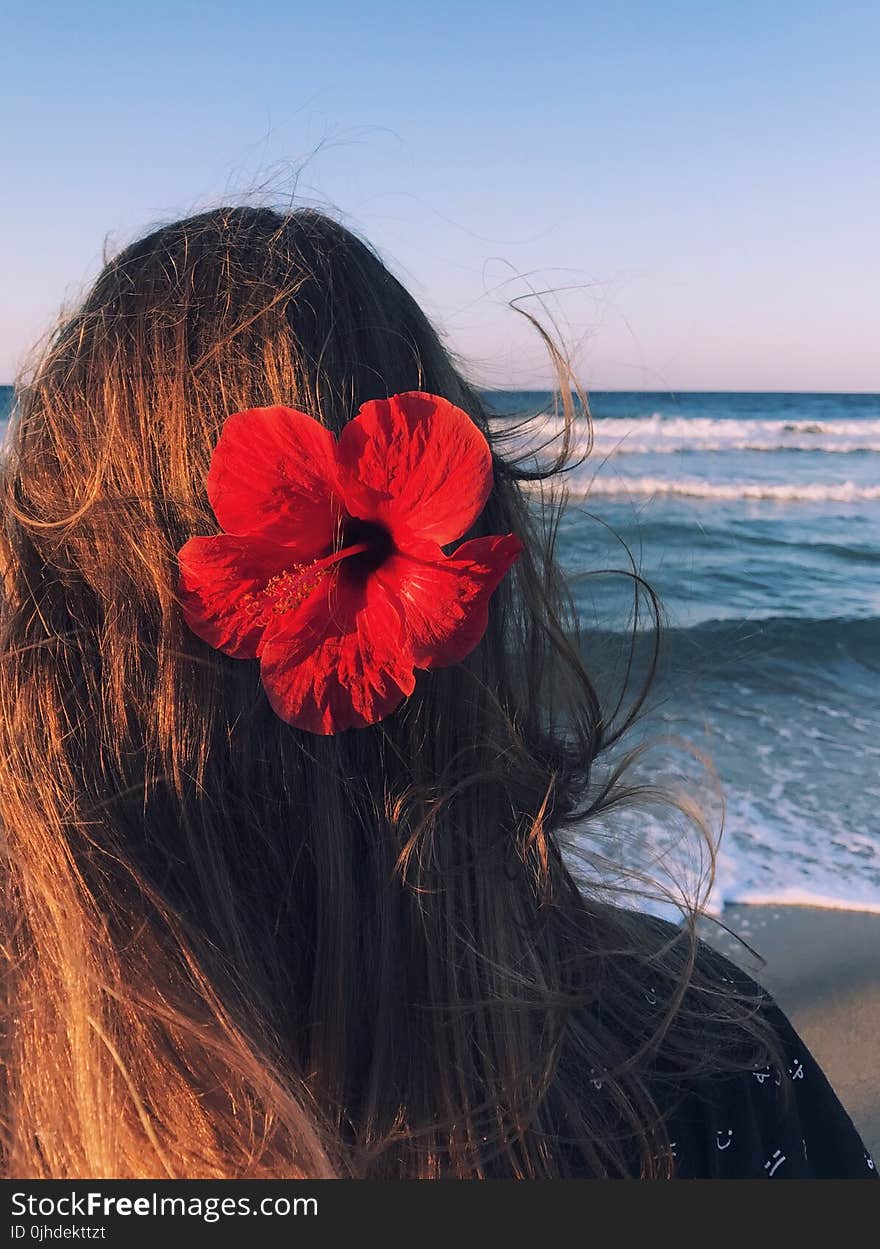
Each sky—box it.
[2,1,878,391]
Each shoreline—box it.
[700,903,880,1158]
[711,895,880,917]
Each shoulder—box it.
[621,909,877,1179]
[669,1002,876,1178]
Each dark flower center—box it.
[338,517,395,581]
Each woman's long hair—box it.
[1,207,773,1178]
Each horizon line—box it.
[1,383,879,398]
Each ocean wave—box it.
[572,755,880,921]
[600,517,880,564]
[555,475,880,502]
[586,614,880,668]
[663,613,880,667]
[493,414,880,456]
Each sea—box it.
[485,390,880,917]
[2,386,878,916]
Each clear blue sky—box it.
[3,0,878,390]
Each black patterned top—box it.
[569,912,877,1178]
[662,990,876,1178]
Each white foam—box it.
[591,415,880,456]
[571,784,880,924]
[551,475,880,502]
[493,414,880,456]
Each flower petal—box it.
[207,405,341,551]
[335,392,493,545]
[178,534,294,658]
[258,569,417,734]
[374,533,523,669]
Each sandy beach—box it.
[700,904,880,1159]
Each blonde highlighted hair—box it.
[1,207,772,1178]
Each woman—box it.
[0,207,873,1178]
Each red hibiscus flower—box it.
[177,391,522,734]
